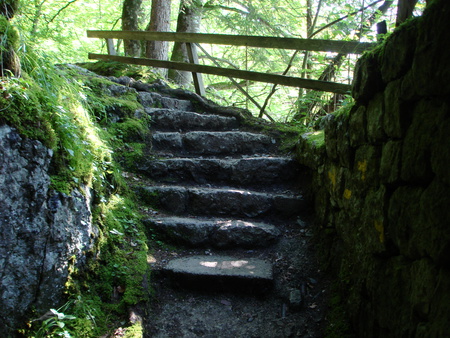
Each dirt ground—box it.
[142,213,329,338]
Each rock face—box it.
[0,125,96,336]
[296,0,450,336]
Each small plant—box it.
[34,303,76,338]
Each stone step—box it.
[144,216,280,248]
[151,131,276,156]
[162,255,273,293]
[138,185,305,218]
[137,156,301,187]
[146,108,239,132]
[138,91,193,111]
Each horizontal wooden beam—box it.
[88,53,352,94]
[87,31,375,54]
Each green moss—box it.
[108,117,151,142]
[0,15,19,49]
[2,52,150,336]
[71,73,145,124]
[123,322,144,338]
[59,195,150,336]
[333,104,352,118]
[0,77,57,148]
[325,292,354,338]
[305,129,325,148]
[84,195,150,306]
[103,117,151,171]
[78,60,160,83]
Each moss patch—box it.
[78,60,160,83]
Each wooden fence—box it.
[87,30,375,96]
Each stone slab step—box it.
[144,216,280,248]
[138,92,193,111]
[162,255,273,293]
[138,185,305,218]
[146,108,239,131]
[151,131,276,156]
[138,156,300,187]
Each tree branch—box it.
[48,0,78,24]
[310,0,385,38]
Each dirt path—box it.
[142,210,328,338]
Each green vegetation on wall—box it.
[0,47,152,336]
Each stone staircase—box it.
[137,95,303,284]
[128,90,322,337]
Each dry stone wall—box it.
[296,0,450,336]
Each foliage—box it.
[81,194,150,310]
[1,38,150,337]
[0,49,115,193]
[7,0,426,123]
[33,304,76,338]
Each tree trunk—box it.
[146,0,171,77]
[122,0,143,57]
[0,0,20,77]
[396,0,418,26]
[168,0,203,87]
[0,0,18,19]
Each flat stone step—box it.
[151,131,276,156]
[137,156,301,187]
[144,216,280,248]
[138,92,193,111]
[138,185,305,218]
[146,108,239,131]
[162,255,273,293]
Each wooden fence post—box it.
[186,43,206,96]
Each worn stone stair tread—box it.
[151,131,276,155]
[138,185,305,217]
[138,91,193,111]
[144,216,280,247]
[146,108,239,131]
[138,156,300,186]
[163,255,273,292]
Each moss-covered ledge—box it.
[296,130,325,170]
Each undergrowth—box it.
[1,46,150,337]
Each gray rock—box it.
[289,289,303,311]
[139,185,304,218]
[144,216,280,247]
[0,125,96,336]
[152,131,275,156]
[163,255,273,293]
[138,156,300,187]
[146,108,239,131]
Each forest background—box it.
[12,0,425,122]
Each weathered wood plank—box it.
[88,53,352,94]
[87,31,375,54]
[186,43,206,96]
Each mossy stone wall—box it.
[296,0,450,336]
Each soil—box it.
[142,208,329,338]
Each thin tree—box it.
[146,0,171,77]
[169,0,204,87]
[122,0,143,57]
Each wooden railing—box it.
[87,31,375,96]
